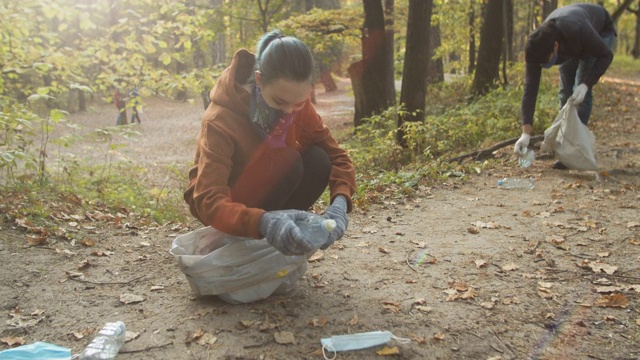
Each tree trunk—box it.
[210,0,226,66]
[505,0,514,62]
[78,89,86,112]
[540,0,557,20]
[349,0,396,127]
[468,1,476,75]
[397,0,432,147]
[472,0,504,95]
[632,2,640,59]
[427,24,444,84]
[319,70,338,92]
[384,0,396,102]
[501,0,511,85]
[612,0,635,24]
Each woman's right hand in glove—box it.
[259,210,315,256]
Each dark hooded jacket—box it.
[521,3,616,125]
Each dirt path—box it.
[0,74,639,360]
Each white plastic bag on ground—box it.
[170,226,308,304]
[540,102,597,170]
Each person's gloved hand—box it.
[570,83,588,105]
[259,210,315,255]
[321,195,349,249]
[514,133,530,155]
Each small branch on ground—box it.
[446,135,544,163]
[119,341,173,353]
[69,275,146,285]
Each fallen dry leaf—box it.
[119,293,145,304]
[125,331,140,342]
[467,227,480,234]
[308,316,329,327]
[449,281,469,291]
[185,328,205,343]
[460,289,476,300]
[0,336,26,346]
[474,259,487,269]
[471,221,500,229]
[237,320,256,329]
[480,302,494,309]
[537,289,554,299]
[410,240,427,248]
[594,293,628,308]
[588,262,618,275]
[595,286,624,293]
[196,332,218,346]
[274,331,295,344]
[376,346,400,356]
[501,263,518,271]
[382,301,401,313]
[308,251,324,262]
[81,238,96,247]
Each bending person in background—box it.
[184,30,356,256]
[514,3,616,169]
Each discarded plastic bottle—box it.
[519,148,536,168]
[79,321,126,360]
[497,177,535,190]
[296,214,337,249]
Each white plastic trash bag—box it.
[170,226,308,304]
[540,102,597,170]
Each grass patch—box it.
[344,64,560,210]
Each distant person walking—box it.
[129,88,141,124]
[114,89,127,125]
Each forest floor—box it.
[0,71,639,360]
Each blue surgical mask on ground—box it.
[542,53,558,68]
[320,330,410,360]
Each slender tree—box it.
[349,0,396,127]
[397,0,432,147]
[629,0,640,58]
[468,1,476,75]
[472,0,504,95]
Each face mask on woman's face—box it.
[249,86,297,148]
[542,52,557,69]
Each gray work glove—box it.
[321,195,349,249]
[259,210,315,256]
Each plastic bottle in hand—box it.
[497,177,535,190]
[79,321,126,360]
[519,148,535,168]
[296,214,337,250]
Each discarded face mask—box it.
[320,330,410,359]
